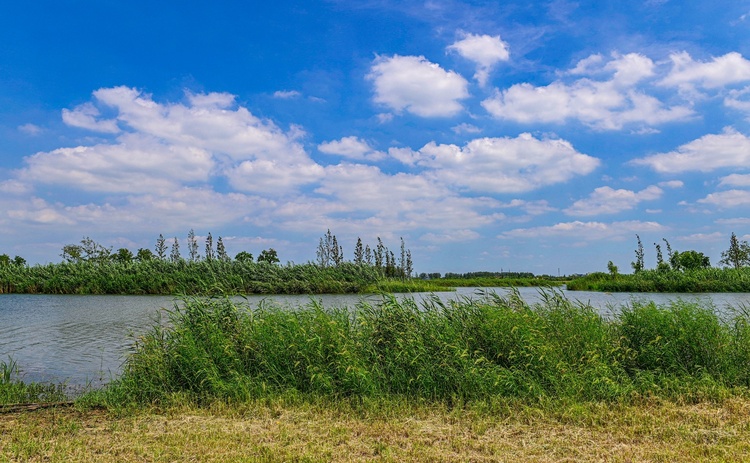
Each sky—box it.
[2,0,750,275]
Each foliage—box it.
[720,232,750,270]
[100,292,750,407]
[567,267,750,292]
[0,358,67,405]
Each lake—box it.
[1,287,750,388]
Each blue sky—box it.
[2,0,750,275]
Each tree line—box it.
[315,229,413,278]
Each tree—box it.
[365,245,372,265]
[235,251,253,263]
[631,235,645,273]
[607,260,619,279]
[375,237,385,270]
[354,238,364,265]
[155,234,167,260]
[405,249,413,278]
[399,237,407,278]
[187,229,199,262]
[205,232,215,261]
[0,254,10,266]
[12,256,26,267]
[216,236,229,261]
[720,232,750,270]
[675,250,711,271]
[80,237,111,263]
[113,248,134,264]
[331,235,343,266]
[654,243,669,271]
[61,244,83,263]
[170,238,181,263]
[136,248,154,262]
[257,248,279,264]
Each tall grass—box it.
[568,268,750,292]
[100,290,750,408]
[0,358,67,405]
[0,260,406,295]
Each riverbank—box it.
[3,398,750,462]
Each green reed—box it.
[0,358,67,405]
[98,290,750,408]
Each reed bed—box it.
[568,268,750,292]
[98,290,750,408]
[0,260,403,295]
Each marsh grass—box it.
[568,268,750,292]
[95,290,750,409]
[0,358,67,405]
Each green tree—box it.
[187,229,199,262]
[720,232,750,270]
[61,244,83,263]
[12,256,26,267]
[607,260,618,279]
[80,237,112,263]
[235,251,253,263]
[216,236,229,261]
[631,234,645,273]
[257,248,279,264]
[354,237,364,265]
[205,232,215,261]
[170,238,181,263]
[136,248,155,262]
[155,234,167,260]
[675,250,711,270]
[113,248,134,264]
[0,254,10,266]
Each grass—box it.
[2,398,750,462]
[568,267,750,292]
[87,289,750,408]
[6,291,750,461]
[0,359,67,406]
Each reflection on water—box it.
[1,288,749,386]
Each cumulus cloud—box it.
[660,52,750,90]
[62,102,120,133]
[407,133,599,193]
[631,128,750,173]
[367,55,469,117]
[697,189,750,208]
[482,53,693,130]
[719,174,750,188]
[564,185,663,216]
[447,33,510,86]
[27,86,325,196]
[318,136,385,161]
[499,220,666,240]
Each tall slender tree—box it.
[155,234,167,260]
[205,232,215,261]
[187,229,199,262]
[631,234,645,273]
[170,237,181,263]
[354,237,364,265]
[216,236,229,261]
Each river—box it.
[1,288,749,387]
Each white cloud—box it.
[719,174,750,188]
[482,53,693,130]
[451,123,482,134]
[697,189,750,208]
[564,185,663,216]
[660,52,750,90]
[20,134,214,194]
[410,133,599,193]
[421,229,481,243]
[631,128,750,173]
[18,123,42,136]
[658,180,684,188]
[367,55,469,117]
[499,220,666,240]
[447,33,510,87]
[318,136,385,161]
[62,102,120,133]
[273,90,302,99]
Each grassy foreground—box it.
[2,398,750,462]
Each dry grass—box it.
[2,398,750,462]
